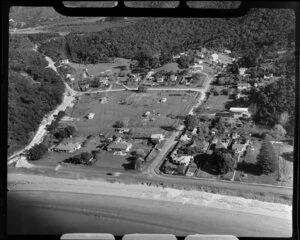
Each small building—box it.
[107,141,132,152]
[172,54,181,60]
[238,67,247,76]
[170,75,177,82]
[51,142,81,153]
[232,143,246,154]
[180,134,191,142]
[229,107,250,119]
[143,111,151,117]
[215,139,230,149]
[150,134,165,142]
[157,76,165,83]
[100,97,107,104]
[61,59,69,64]
[161,98,167,103]
[237,82,251,90]
[172,155,193,166]
[146,71,155,79]
[119,128,130,134]
[224,49,231,54]
[87,113,95,119]
[211,136,219,144]
[49,137,85,153]
[211,53,219,63]
[231,132,239,140]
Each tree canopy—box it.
[256,140,278,175]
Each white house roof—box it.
[54,142,81,152]
[173,155,193,166]
[151,134,164,139]
[229,107,249,113]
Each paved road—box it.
[7,190,292,237]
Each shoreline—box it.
[8,172,292,221]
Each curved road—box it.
[7,190,292,237]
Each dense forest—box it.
[8,35,65,155]
[37,9,294,66]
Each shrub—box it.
[137,85,147,92]
[64,152,93,165]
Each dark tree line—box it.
[8,35,65,156]
[37,9,294,68]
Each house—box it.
[194,58,203,65]
[180,134,191,142]
[215,139,230,149]
[143,111,151,117]
[87,113,95,119]
[263,73,274,79]
[170,75,177,82]
[224,49,231,54]
[146,71,155,79]
[100,97,107,104]
[231,132,239,139]
[119,128,130,134]
[60,59,69,64]
[237,82,251,90]
[51,142,81,153]
[49,137,85,153]
[150,134,165,142]
[172,54,181,60]
[191,65,203,72]
[211,53,219,63]
[192,127,197,135]
[211,136,218,144]
[232,143,246,154]
[172,155,193,166]
[107,141,132,152]
[229,107,250,118]
[238,67,247,76]
[161,98,167,103]
[157,76,165,83]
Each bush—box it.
[114,121,124,128]
[137,85,147,92]
[213,90,220,96]
[28,143,48,160]
[64,152,93,165]
[65,125,76,137]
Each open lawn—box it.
[67,58,131,77]
[153,63,180,74]
[201,93,231,114]
[66,91,198,137]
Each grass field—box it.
[66,91,198,137]
[153,63,180,73]
[67,58,131,77]
[201,93,231,114]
